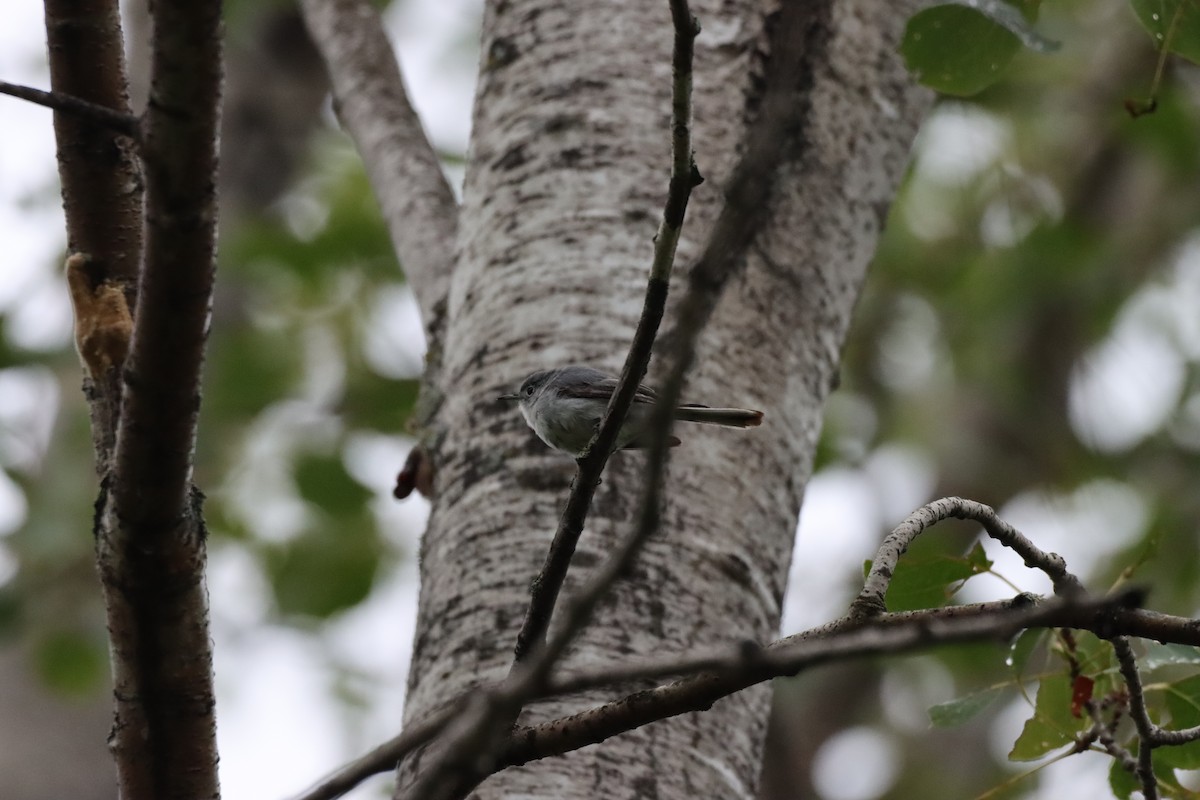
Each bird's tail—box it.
[673,405,764,428]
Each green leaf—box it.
[1159,673,1200,769]
[265,524,381,619]
[341,373,421,433]
[949,0,1060,52]
[1109,754,1139,800]
[1144,642,1200,671]
[901,1,1055,97]
[884,546,990,612]
[1009,674,1087,760]
[965,541,993,571]
[294,453,373,516]
[930,686,1004,727]
[1007,628,1047,679]
[1129,0,1200,64]
[34,631,106,696]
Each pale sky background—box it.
[1,4,1195,799]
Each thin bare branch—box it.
[298,0,458,332]
[93,0,224,795]
[0,80,140,139]
[290,701,463,800]
[853,497,1087,618]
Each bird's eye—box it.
[523,385,534,396]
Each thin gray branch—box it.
[298,0,459,333]
[1113,635,1159,799]
[853,497,1087,618]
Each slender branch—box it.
[290,700,464,800]
[298,0,459,333]
[93,0,224,796]
[545,598,1044,696]
[0,80,140,139]
[853,497,1087,618]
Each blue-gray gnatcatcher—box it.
[500,365,764,456]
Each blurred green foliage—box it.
[775,1,1200,797]
[0,129,423,689]
[2,0,1199,797]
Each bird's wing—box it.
[557,374,659,404]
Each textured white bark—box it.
[401,1,933,798]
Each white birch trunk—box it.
[400,1,933,796]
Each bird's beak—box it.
[498,392,518,402]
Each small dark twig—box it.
[0,80,140,140]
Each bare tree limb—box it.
[290,700,464,800]
[298,0,459,334]
[90,0,224,795]
[852,496,1088,619]
[294,590,1168,800]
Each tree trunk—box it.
[400,1,932,796]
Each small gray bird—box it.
[500,365,764,456]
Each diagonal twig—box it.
[0,80,141,139]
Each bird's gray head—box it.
[499,368,558,407]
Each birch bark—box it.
[401,1,933,796]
